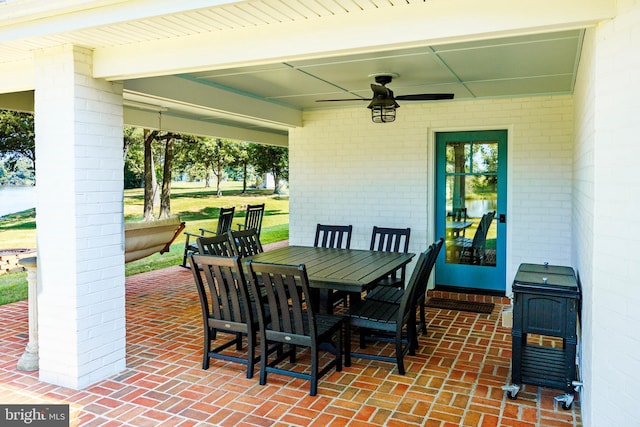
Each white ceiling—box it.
[0,0,593,144]
[185,30,583,109]
[134,29,583,138]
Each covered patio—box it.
[1,1,639,426]
[0,264,580,426]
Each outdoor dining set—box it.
[181,206,444,396]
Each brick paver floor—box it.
[0,246,581,426]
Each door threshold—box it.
[434,284,505,297]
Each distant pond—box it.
[0,186,36,218]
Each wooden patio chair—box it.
[188,254,260,378]
[182,206,235,267]
[245,260,343,396]
[236,203,265,236]
[344,248,432,374]
[459,211,495,265]
[365,238,443,335]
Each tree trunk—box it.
[151,153,160,206]
[159,136,174,219]
[242,162,247,193]
[273,171,280,194]
[143,129,155,221]
[216,164,222,197]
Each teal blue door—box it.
[434,130,507,293]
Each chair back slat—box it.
[314,224,353,249]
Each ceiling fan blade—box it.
[395,93,455,101]
[316,98,372,102]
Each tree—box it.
[158,135,174,219]
[143,129,157,220]
[123,127,144,189]
[228,142,251,193]
[0,110,35,176]
[176,137,236,196]
[248,144,288,194]
[139,128,183,220]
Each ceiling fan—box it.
[316,73,454,123]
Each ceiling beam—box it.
[124,76,302,128]
[124,108,288,147]
[0,90,34,112]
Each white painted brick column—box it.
[33,45,126,389]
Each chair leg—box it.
[336,328,343,372]
[247,332,256,379]
[203,328,211,370]
[182,234,191,268]
[344,322,352,367]
[203,348,209,370]
[420,302,427,334]
[310,348,318,396]
[235,332,242,350]
[395,331,405,375]
[408,320,417,355]
[359,328,367,349]
[259,339,268,386]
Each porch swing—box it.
[124,216,185,263]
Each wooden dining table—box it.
[245,245,415,313]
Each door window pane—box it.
[444,141,498,267]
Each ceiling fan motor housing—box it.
[374,74,394,86]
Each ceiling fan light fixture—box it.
[368,97,399,123]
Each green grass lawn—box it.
[0,271,28,306]
[0,181,289,304]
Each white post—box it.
[17,256,38,371]
[34,45,126,389]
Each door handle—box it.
[499,214,506,224]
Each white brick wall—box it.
[290,95,573,291]
[34,45,126,389]
[574,2,640,425]
[573,27,596,425]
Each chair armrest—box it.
[183,231,202,250]
[199,227,218,235]
[184,231,204,238]
[237,224,246,231]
